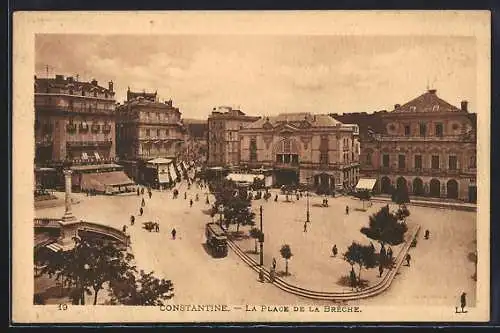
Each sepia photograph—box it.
[12,11,490,323]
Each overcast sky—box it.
[35,34,476,119]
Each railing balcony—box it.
[66,140,113,148]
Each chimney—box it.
[428,89,437,94]
[108,81,113,92]
[394,104,401,109]
[461,100,468,112]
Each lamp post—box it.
[259,205,265,282]
[306,191,310,223]
[80,263,90,305]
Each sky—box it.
[35,34,476,119]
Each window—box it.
[435,123,443,137]
[449,156,457,170]
[157,129,160,137]
[165,129,169,137]
[469,155,476,169]
[398,154,406,169]
[93,91,97,97]
[431,155,440,169]
[320,152,329,165]
[157,113,160,120]
[419,123,427,136]
[410,106,417,112]
[69,89,73,95]
[404,125,410,136]
[382,154,390,168]
[319,136,329,165]
[366,152,372,165]
[250,138,257,162]
[146,129,150,137]
[432,105,440,111]
[414,155,422,169]
[283,139,291,153]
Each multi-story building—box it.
[34,74,134,193]
[115,88,187,185]
[183,119,209,165]
[239,112,360,191]
[359,89,477,202]
[207,107,261,167]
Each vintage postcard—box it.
[12,11,490,323]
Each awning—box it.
[82,152,89,160]
[71,163,123,172]
[226,173,263,183]
[147,157,173,165]
[46,242,63,252]
[80,171,135,192]
[169,163,179,182]
[355,178,377,191]
[94,152,101,161]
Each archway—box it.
[412,178,424,196]
[446,179,459,199]
[396,177,407,190]
[429,179,441,197]
[381,176,392,194]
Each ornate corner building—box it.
[238,113,360,191]
[359,89,477,202]
[115,88,188,184]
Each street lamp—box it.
[259,205,265,283]
[306,191,310,223]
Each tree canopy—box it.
[343,241,377,281]
[280,244,293,275]
[392,184,410,205]
[360,205,408,245]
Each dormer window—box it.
[93,91,98,97]
[69,89,73,95]
[432,105,440,111]
[409,106,417,112]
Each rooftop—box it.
[34,75,115,97]
[243,112,343,130]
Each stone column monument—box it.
[57,169,79,251]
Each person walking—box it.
[387,246,393,260]
[345,205,349,215]
[460,292,467,313]
[380,245,387,261]
[155,223,159,233]
[139,207,143,216]
[149,191,152,199]
[303,221,308,233]
[332,244,338,257]
[141,198,145,207]
[171,228,177,240]
[378,264,384,277]
[141,187,144,195]
[405,253,411,267]
[122,225,127,233]
[206,196,210,205]
[274,194,278,202]
[184,192,187,200]
[425,229,430,240]
[137,188,140,196]
[130,215,135,226]
[195,193,199,201]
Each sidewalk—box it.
[371,195,476,212]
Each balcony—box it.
[35,102,115,116]
[66,140,113,148]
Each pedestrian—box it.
[184,192,187,200]
[387,246,393,260]
[139,207,143,216]
[137,188,140,196]
[122,225,127,233]
[149,191,152,199]
[379,264,384,277]
[130,215,135,226]
[155,223,159,232]
[405,253,411,266]
[303,221,308,233]
[269,266,276,283]
[332,244,338,257]
[296,193,300,201]
[190,199,193,208]
[195,194,199,201]
[380,245,387,260]
[346,205,349,215]
[206,196,210,205]
[171,228,177,240]
[274,194,278,202]
[141,198,145,207]
[272,257,277,270]
[325,198,329,207]
[424,229,430,240]
[460,292,467,313]
[141,187,144,195]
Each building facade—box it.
[183,119,209,165]
[360,89,477,202]
[115,88,187,183]
[239,113,360,191]
[35,74,121,189]
[207,107,260,167]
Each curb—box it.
[227,224,421,301]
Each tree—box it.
[249,227,263,253]
[108,270,174,305]
[280,244,293,275]
[343,241,377,282]
[224,196,256,232]
[393,185,410,207]
[395,204,411,222]
[38,236,171,305]
[360,205,408,246]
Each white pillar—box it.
[58,169,79,251]
[62,169,77,222]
